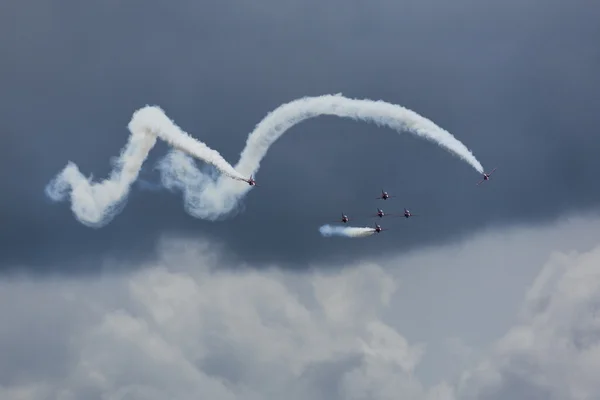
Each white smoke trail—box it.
[46,94,485,226]
[160,94,484,220]
[45,106,246,227]
[129,106,246,181]
[319,224,376,238]
[233,94,483,176]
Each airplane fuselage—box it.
[477,169,496,185]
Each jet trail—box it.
[45,106,245,227]
[319,224,376,238]
[46,94,485,227]
[130,106,246,181]
[233,94,483,176]
[160,94,484,221]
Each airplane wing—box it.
[476,179,484,185]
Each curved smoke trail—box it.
[319,224,376,238]
[233,94,483,176]
[46,93,484,227]
[158,94,484,220]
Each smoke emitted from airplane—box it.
[46,94,485,227]
[45,106,246,227]
[319,224,376,238]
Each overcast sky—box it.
[1,0,599,272]
[2,0,600,398]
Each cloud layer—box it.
[3,214,600,399]
[458,244,600,399]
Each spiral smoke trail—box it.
[46,93,485,227]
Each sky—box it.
[2,0,600,398]
[1,0,599,271]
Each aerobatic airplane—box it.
[374,223,389,233]
[244,175,256,186]
[339,213,349,223]
[477,168,497,185]
[373,208,394,218]
[376,189,395,200]
[403,208,417,218]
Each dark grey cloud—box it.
[1,0,599,271]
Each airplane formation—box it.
[330,168,497,235]
[333,191,415,234]
[241,168,497,236]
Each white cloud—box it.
[456,242,600,400]
[2,213,600,400]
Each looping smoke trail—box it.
[45,107,246,227]
[46,94,485,227]
[319,224,376,238]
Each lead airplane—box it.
[477,168,497,185]
[376,189,396,200]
